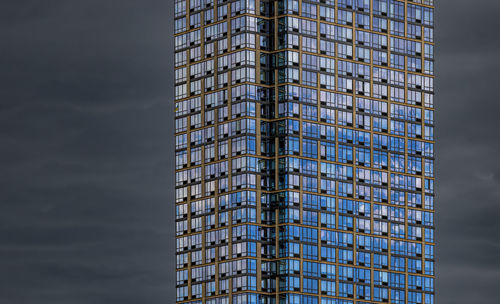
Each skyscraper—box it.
[174,0,434,303]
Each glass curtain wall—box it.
[175,1,435,303]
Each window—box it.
[339,145,353,163]
[303,139,318,158]
[338,10,353,25]
[302,36,317,53]
[303,278,318,293]
[302,2,317,18]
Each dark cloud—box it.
[437,1,500,303]
[0,0,499,303]
[0,1,175,303]
[0,0,172,110]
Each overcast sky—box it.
[0,1,499,303]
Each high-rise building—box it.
[174,1,435,303]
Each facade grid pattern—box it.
[174,0,435,303]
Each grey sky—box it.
[0,0,499,303]
[436,1,500,303]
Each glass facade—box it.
[174,0,434,303]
